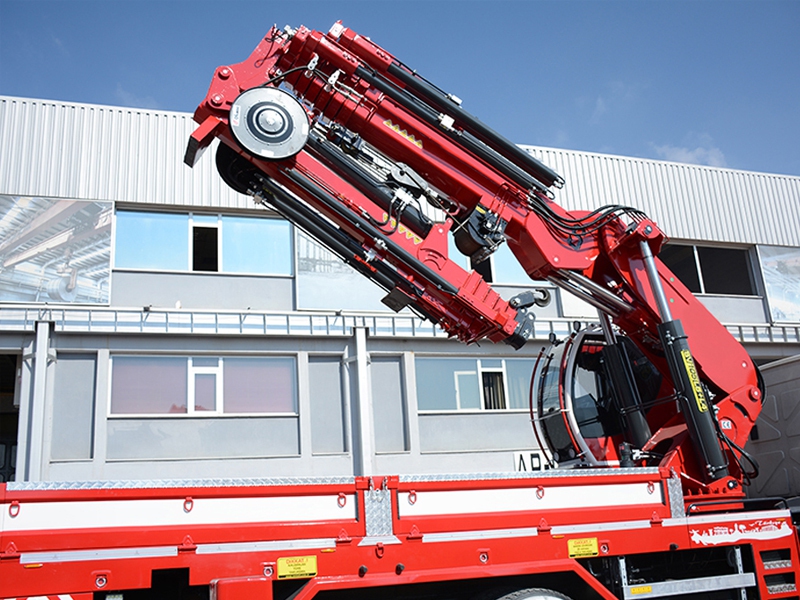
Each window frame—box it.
[659,241,759,297]
[108,354,299,418]
[114,209,294,277]
[416,356,531,413]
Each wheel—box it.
[215,142,262,195]
[228,87,309,160]
[494,589,572,600]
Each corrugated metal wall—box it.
[0,96,250,210]
[2,95,799,246]
[525,145,800,247]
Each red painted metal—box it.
[188,21,761,494]
[3,20,798,600]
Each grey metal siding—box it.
[523,145,800,246]
[3,95,799,246]
[0,96,250,209]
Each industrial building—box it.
[1,95,798,494]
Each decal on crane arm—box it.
[383,120,423,149]
[680,349,708,412]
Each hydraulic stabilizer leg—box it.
[639,241,729,481]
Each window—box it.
[659,243,756,295]
[758,245,800,322]
[192,214,219,272]
[110,356,297,415]
[115,211,188,271]
[223,216,292,275]
[415,357,534,411]
[115,210,293,275]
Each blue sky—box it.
[1,0,799,177]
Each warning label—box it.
[567,537,599,558]
[277,555,318,579]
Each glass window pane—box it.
[115,211,188,270]
[222,216,292,275]
[416,358,480,410]
[223,357,297,413]
[195,374,217,411]
[697,247,755,295]
[111,357,187,414]
[659,244,701,293]
[456,371,481,409]
[193,214,218,225]
[759,245,800,322]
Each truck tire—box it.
[495,589,572,600]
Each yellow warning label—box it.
[680,349,708,413]
[277,555,318,579]
[567,537,599,558]
[630,585,653,595]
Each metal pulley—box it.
[229,87,309,160]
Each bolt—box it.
[210,94,223,107]
[600,544,609,554]
[219,67,231,80]
[264,565,274,577]
[95,575,108,588]
[479,552,489,564]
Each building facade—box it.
[1,95,799,485]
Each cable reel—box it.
[229,87,310,160]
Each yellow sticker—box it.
[567,537,598,558]
[630,585,653,595]
[680,349,708,412]
[277,555,318,579]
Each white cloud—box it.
[652,133,727,168]
[115,84,160,109]
[590,96,607,124]
[589,81,640,125]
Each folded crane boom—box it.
[2,20,796,600]
[186,21,760,493]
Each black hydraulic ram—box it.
[386,63,564,189]
[639,241,729,481]
[305,132,433,239]
[354,66,553,198]
[281,167,459,297]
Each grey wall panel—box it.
[51,353,96,460]
[0,96,252,210]
[110,271,294,311]
[697,295,767,324]
[418,412,534,453]
[106,417,299,460]
[308,357,347,454]
[370,357,408,453]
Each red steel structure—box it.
[2,21,798,600]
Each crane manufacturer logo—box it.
[680,349,708,412]
[383,119,423,148]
